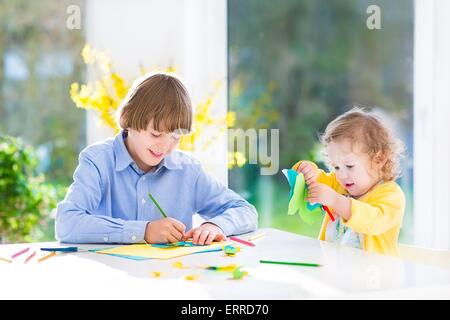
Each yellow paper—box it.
[96,242,225,260]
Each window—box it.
[228,0,414,242]
[0,0,86,240]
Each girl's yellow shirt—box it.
[292,161,406,256]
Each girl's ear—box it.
[373,151,387,169]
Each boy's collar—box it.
[113,130,182,172]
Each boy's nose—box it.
[155,139,171,151]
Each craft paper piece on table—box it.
[151,241,197,248]
[223,245,240,256]
[86,247,150,260]
[150,271,162,278]
[282,169,324,225]
[97,247,222,261]
[104,253,150,260]
[193,248,223,254]
[96,241,225,260]
[172,261,190,269]
[88,247,119,252]
[205,264,238,272]
[232,267,248,280]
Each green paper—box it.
[286,171,323,225]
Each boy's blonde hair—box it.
[118,73,192,133]
[320,107,405,181]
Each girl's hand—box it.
[305,182,338,208]
[144,218,186,244]
[183,223,227,245]
[296,161,318,185]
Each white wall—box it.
[85,0,228,185]
[414,0,450,250]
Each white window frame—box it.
[414,0,450,250]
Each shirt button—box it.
[142,176,146,181]
[142,198,146,204]
[131,235,137,241]
[103,236,108,242]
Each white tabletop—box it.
[1,228,449,299]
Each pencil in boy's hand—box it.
[148,192,168,218]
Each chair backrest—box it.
[398,243,450,269]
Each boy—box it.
[56,73,257,245]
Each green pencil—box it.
[259,260,322,267]
[148,193,168,218]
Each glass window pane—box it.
[0,0,86,241]
[228,0,414,243]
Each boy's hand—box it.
[296,161,318,185]
[306,182,338,208]
[144,218,186,244]
[183,222,227,245]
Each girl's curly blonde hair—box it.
[320,107,405,181]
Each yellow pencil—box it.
[248,233,265,242]
[0,256,12,263]
[38,251,56,263]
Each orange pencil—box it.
[37,251,56,263]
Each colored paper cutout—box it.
[96,241,225,260]
[232,267,248,280]
[151,241,197,248]
[223,245,240,256]
[282,169,324,224]
[150,271,162,278]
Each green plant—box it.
[0,135,59,243]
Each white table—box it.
[1,228,449,299]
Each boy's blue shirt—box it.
[55,131,258,243]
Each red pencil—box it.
[230,236,255,247]
[322,205,335,222]
[24,251,36,264]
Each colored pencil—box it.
[260,260,322,267]
[148,193,168,218]
[0,256,12,263]
[24,251,36,264]
[247,232,265,242]
[230,236,255,247]
[11,247,30,259]
[37,251,56,263]
[322,205,335,222]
